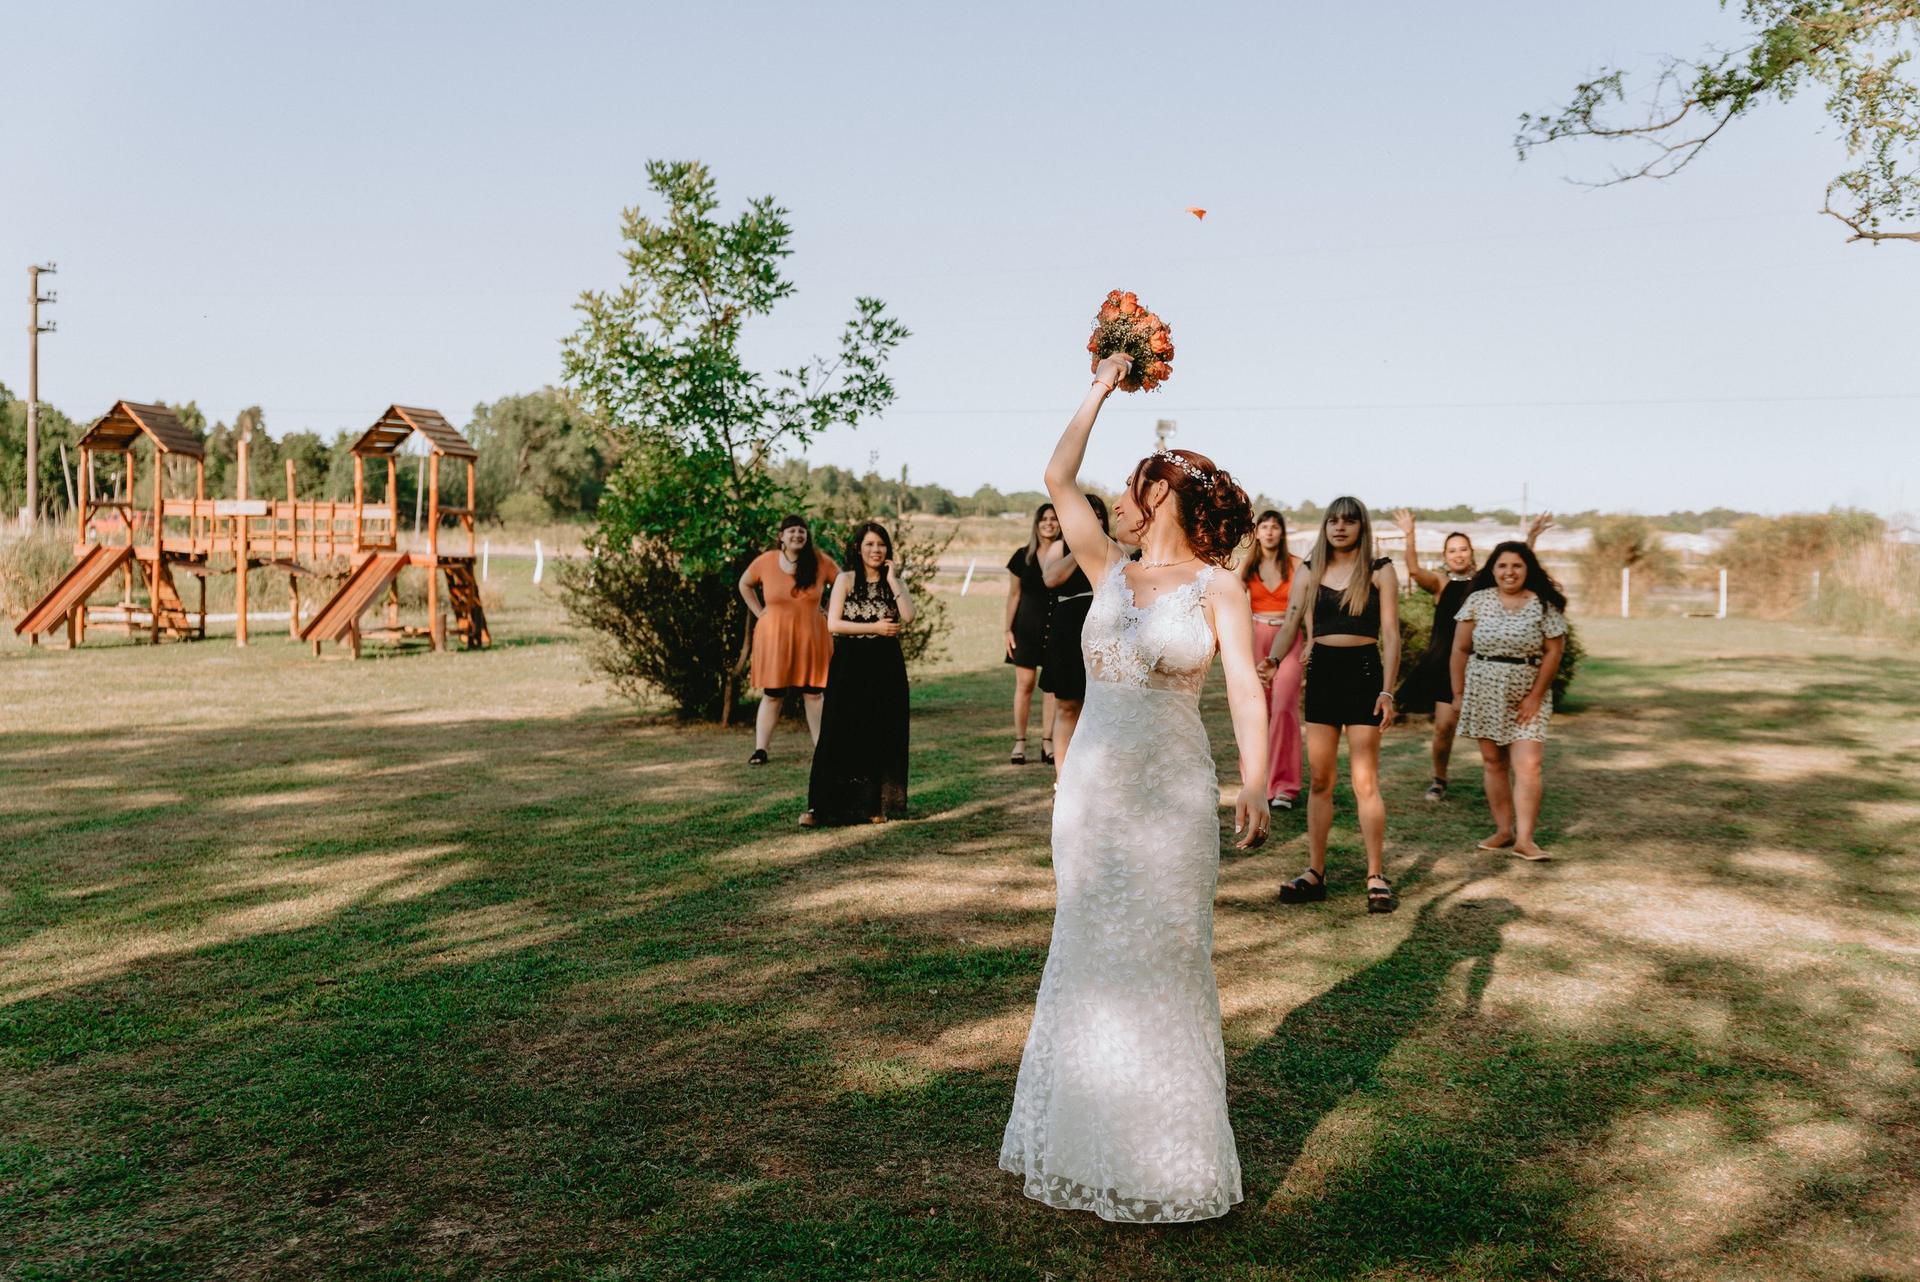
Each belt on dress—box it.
[1474,653,1541,666]
[1055,591,1093,602]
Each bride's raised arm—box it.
[1043,353,1131,580]
[1208,574,1272,850]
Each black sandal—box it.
[1367,875,1398,914]
[1278,867,1327,904]
[1041,738,1055,765]
[747,748,770,766]
[1010,740,1027,766]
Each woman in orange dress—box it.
[738,515,838,765]
[1242,510,1306,809]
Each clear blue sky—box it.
[4,1,1913,516]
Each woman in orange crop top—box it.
[1240,511,1306,809]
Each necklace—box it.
[1139,554,1195,571]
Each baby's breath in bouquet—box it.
[1086,290,1174,392]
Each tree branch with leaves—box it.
[558,160,913,719]
[1518,2,1920,243]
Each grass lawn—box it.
[2,564,1917,1281]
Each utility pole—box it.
[25,263,58,529]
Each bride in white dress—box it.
[999,352,1273,1223]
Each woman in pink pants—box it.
[1242,511,1306,809]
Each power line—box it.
[878,390,1920,416]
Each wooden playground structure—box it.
[12,401,489,658]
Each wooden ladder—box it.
[150,562,195,638]
[443,564,491,650]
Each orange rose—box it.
[1106,288,1124,305]
[1098,303,1121,323]
[1149,360,1172,380]
[1118,292,1140,315]
[1149,331,1172,355]
[1139,312,1161,330]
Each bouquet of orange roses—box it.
[1086,290,1174,392]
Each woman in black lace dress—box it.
[801,522,916,826]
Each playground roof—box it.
[350,405,478,459]
[78,402,206,459]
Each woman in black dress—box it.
[1005,503,1059,765]
[801,522,915,826]
[1392,509,1553,802]
[1038,493,1109,776]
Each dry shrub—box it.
[1719,511,1884,618]
[1577,515,1680,607]
[1813,536,1920,643]
[0,526,75,622]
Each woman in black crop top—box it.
[1259,496,1401,913]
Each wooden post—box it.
[289,574,301,639]
[466,460,476,558]
[427,452,442,651]
[386,458,397,548]
[76,447,89,546]
[149,450,161,645]
[196,459,206,549]
[235,449,250,646]
[285,458,296,563]
[352,454,364,551]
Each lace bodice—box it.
[1082,558,1217,696]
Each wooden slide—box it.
[13,544,134,639]
[299,551,409,650]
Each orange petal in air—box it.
[1186,207,1207,220]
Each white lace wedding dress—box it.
[999,556,1242,1223]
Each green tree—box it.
[464,387,610,522]
[558,160,911,720]
[1521,2,1920,243]
[0,384,84,519]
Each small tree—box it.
[1578,514,1682,605]
[1521,2,1920,243]
[559,161,911,720]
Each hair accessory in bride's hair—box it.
[1153,447,1210,484]
[1086,290,1174,392]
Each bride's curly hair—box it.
[1125,449,1255,567]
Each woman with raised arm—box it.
[1001,353,1267,1224]
[738,515,838,765]
[1036,492,1109,774]
[1260,497,1402,913]
[1450,540,1568,861]
[1242,509,1306,809]
[801,521,914,826]
[1393,509,1554,802]
[1004,503,1059,765]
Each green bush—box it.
[1394,588,1581,711]
[558,535,750,720]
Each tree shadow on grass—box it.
[2,649,1918,1279]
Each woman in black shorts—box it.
[1038,493,1110,776]
[1261,496,1401,913]
[1004,503,1059,765]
